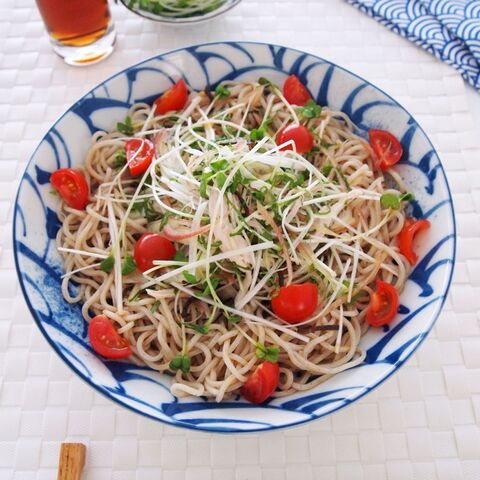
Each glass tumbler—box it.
[36,0,116,66]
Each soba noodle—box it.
[56,79,411,401]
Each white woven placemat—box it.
[1,1,480,478]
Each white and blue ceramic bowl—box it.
[13,42,456,433]
[119,0,241,24]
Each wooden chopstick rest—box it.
[57,443,86,480]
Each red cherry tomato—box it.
[366,280,399,327]
[88,314,132,359]
[271,282,318,324]
[283,74,311,106]
[134,233,176,272]
[277,124,314,154]
[50,168,89,210]
[241,361,280,404]
[154,79,189,115]
[399,218,431,265]
[368,129,403,170]
[126,138,155,176]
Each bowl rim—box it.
[118,0,242,24]
[13,40,457,433]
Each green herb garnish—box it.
[322,164,334,177]
[200,171,214,198]
[174,251,188,262]
[215,84,230,98]
[183,271,198,284]
[169,354,190,373]
[211,159,229,172]
[380,192,414,210]
[225,313,241,324]
[255,343,280,362]
[216,171,227,189]
[151,300,160,313]
[298,99,322,119]
[250,127,265,141]
[183,322,209,335]
[100,255,114,273]
[197,277,221,297]
[128,290,142,303]
[116,116,134,136]
[121,256,136,275]
[113,149,127,169]
[258,77,277,88]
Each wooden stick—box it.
[57,443,86,480]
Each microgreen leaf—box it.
[158,212,172,231]
[197,277,221,297]
[322,164,333,177]
[255,343,280,363]
[380,193,401,210]
[183,322,209,334]
[100,255,114,273]
[380,193,414,210]
[128,290,142,303]
[294,171,306,186]
[380,192,414,210]
[113,149,127,169]
[174,251,188,262]
[211,159,229,172]
[216,171,227,189]
[180,356,191,373]
[151,300,160,313]
[131,198,147,212]
[225,313,241,324]
[169,354,191,373]
[258,77,276,87]
[215,84,230,98]
[250,127,265,141]
[183,271,198,284]
[169,356,183,370]
[228,172,245,193]
[252,190,266,202]
[116,116,134,136]
[121,256,136,275]
[335,167,351,191]
[401,192,415,202]
[298,99,322,119]
[200,171,214,198]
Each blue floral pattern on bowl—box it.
[13,42,456,433]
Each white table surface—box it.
[1,1,480,479]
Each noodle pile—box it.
[57,79,411,401]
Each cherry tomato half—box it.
[366,280,399,327]
[283,74,311,106]
[134,233,176,273]
[277,124,314,154]
[88,314,132,359]
[154,79,189,115]
[241,361,280,404]
[50,168,89,210]
[399,218,431,265]
[126,138,155,176]
[271,282,318,324]
[368,129,403,170]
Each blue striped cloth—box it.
[347,0,480,91]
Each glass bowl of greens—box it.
[119,0,241,23]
